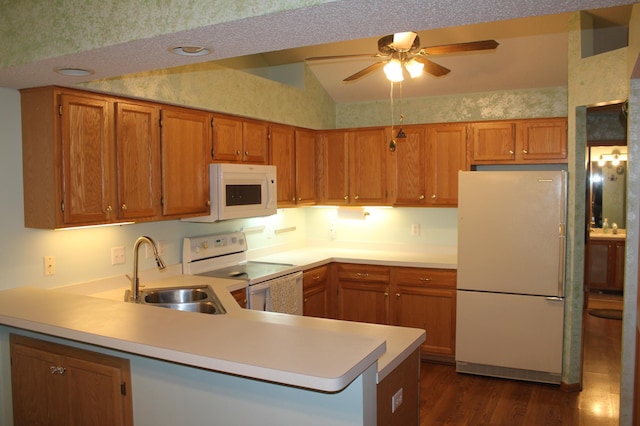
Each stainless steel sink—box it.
[126,285,226,315]
[144,288,209,304]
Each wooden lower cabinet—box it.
[334,263,456,360]
[10,334,133,426]
[586,238,625,291]
[336,263,391,324]
[392,267,456,359]
[231,287,248,309]
[303,265,329,318]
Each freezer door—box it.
[456,290,564,378]
[457,170,567,296]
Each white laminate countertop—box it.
[0,246,446,393]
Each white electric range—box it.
[182,232,303,314]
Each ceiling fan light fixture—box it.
[405,58,424,78]
[384,59,404,82]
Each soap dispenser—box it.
[602,218,609,233]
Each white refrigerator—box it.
[456,170,567,384]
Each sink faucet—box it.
[130,236,167,303]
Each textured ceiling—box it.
[0,0,635,103]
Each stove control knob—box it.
[194,246,200,253]
[202,241,209,249]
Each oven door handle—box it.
[248,281,271,293]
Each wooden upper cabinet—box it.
[426,123,468,206]
[392,125,428,206]
[159,107,211,217]
[348,128,389,205]
[295,129,316,205]
[518,118,567,162]
[211,115,268,164]
[471,121,516,162]
[114,102,161,220]
[269,124,296,206]
[212,114,243,162]
[317,130,350,205]
[242,120,269,164]
[21,87,116,228]
[471,118,567,164]
[59,93,114,226]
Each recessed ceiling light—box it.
[55,67,93,77]
[170,46,211,56]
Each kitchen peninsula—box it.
[0,244,445,426]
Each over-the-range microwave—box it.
[183,163,277,222]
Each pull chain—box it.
[389,80,396,151]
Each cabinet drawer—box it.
[393,267,456,288]
[337,263,390,283]
[303,265,328,288]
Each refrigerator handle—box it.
[557,224,566,298]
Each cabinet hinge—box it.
[159,118,163,128]
[58,104,62,116]
[121,382,126,396]
[61,200,65,212]
[211,148,215,158]
[267,129,271,141]
[160,197,164,206]
[210,117,214,128]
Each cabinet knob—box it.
[50,366,66,375]
[298,197,302,201]
[509,150,514,154]
[384,292,389,297]
[419,195,425,200]
[206,200,211,206]
[522,149,528,154]
[419,277,432,281]
[121,204,127,211]
[354,195,359,200]
[106,205,113,213]
[313,275,321,280]
[245,151,249,155]
[343,195,348,200]
[356,273,369,278]
[304,298,308,303]
[236,150,241,155]
[431,194,436,199]
[396,293,400,297]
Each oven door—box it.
[248,272,303,315]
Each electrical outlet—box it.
[111,246,125,265]
[44,256,55,276]
[391,387,403,413]
[411,223,420,236]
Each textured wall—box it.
[83,62,336,129]
[336,86,568,128]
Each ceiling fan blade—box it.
[413,57,450,77]
[343,61,386,82]
[391,32,418,51]
[305,53,381,61]
[420,39,499,56]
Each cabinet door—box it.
[269,124,296,206]
[212,115,243,162]
[349,128,388,205]
[114,102,161,220]
[295,129,316,205]
[337,263,390,324]
[392,268,457,357]
[393,126,427,206]
[303,266,329,318]
[11,340,68,424]
[10,334,133,426]
[65,356,129,426]
[587,239,614,290]
[426,123,468,206]
[231,288,248,309]
[615,240,626,290]
[518,118,567,162]
[317,131,350,205]
[471,122,516,162]
[60,92,114,225]
[242,120,269,164]
[160,107,211,217]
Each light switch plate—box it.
[391,387,403,413]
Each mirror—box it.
[587,102,627,230]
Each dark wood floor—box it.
[419,303,622,425]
